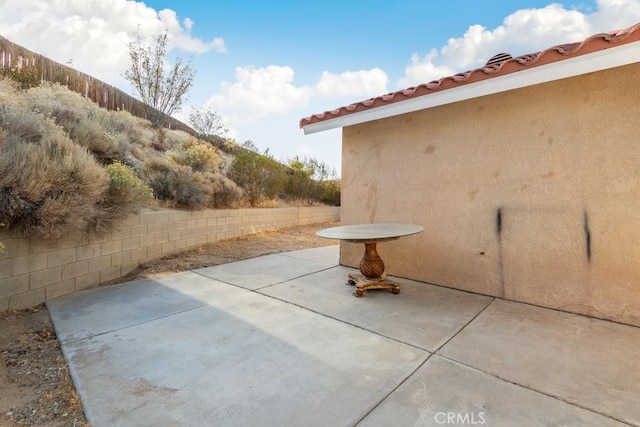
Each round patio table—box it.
[316,223,424,297]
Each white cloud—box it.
[209,65,313,125]
[208,66,390,135]
[315,68,388,98]
[0,0,225,87]
[397,0,640,88]
[397,50,457,88]
[590,0,640,30]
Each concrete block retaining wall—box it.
[0,206,339,312]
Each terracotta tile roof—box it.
[300,23,640,129]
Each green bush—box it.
[1,63,43,90]
[105,162,154,206]
[284,156,340,205]
[285,167,317,203]
[227,142,286,206]
[320,180,341,206]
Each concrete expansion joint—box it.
[253,279,430,353]
[352,354,434,426]
[253,265,339,292]
[432,297,496,355]
[191,262,338,293]
[55,303,207,345]
[432,355,634,426]
[191,269,249,290]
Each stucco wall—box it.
[0,206,339,311]
[340,62,640,326]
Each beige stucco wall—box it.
[340,62,640,326]
[0,206,339,312]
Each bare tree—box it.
[124,29,195,127]
[189,107,229,138]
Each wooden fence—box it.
[0,35,194,133]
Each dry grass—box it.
[1,307,88,426]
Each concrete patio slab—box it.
[260,266,493,351]
[194,252,336,290]
[277,245,340,264]
[48,271,220,344]
[439,299,640,426]
[360,355,627,426]
[47,247,640,427]
[49,271,428,426]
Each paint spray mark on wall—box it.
[583,210,591,262]
[496,207,505,298]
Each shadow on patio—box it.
[47,245,640,426]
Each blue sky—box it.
[1,0,639,174]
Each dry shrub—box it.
[164,128,192,146]
[142,158,242,209]
[164,146,188,166]
[151,129,195,153]
[0,77,19,104]
[0,106,47,146]
[184,142,223,172]
[107,133,140,166]
[144,158,213,208]
[21,83,100,121]
[96,109,149,157]
[0,107,109,241]
[151,127,169,151]
[67,116,117,163]
[96,108,137,134]
[253,199,281,208]
[19,83,124,164]
[206,172,243,208]
[130,145,146,161]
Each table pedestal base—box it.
[346,273,401,298]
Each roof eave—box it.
[301,41,640,135]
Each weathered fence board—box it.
[0,35,195,133]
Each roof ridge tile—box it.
[300,22,640,129]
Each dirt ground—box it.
[0,221,338,427]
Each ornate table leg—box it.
[346,242,401,297]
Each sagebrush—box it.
[0,75,338,242]
[0,105,109,240]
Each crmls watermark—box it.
[434,411,486,425]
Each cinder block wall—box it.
[0,206,339,311]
